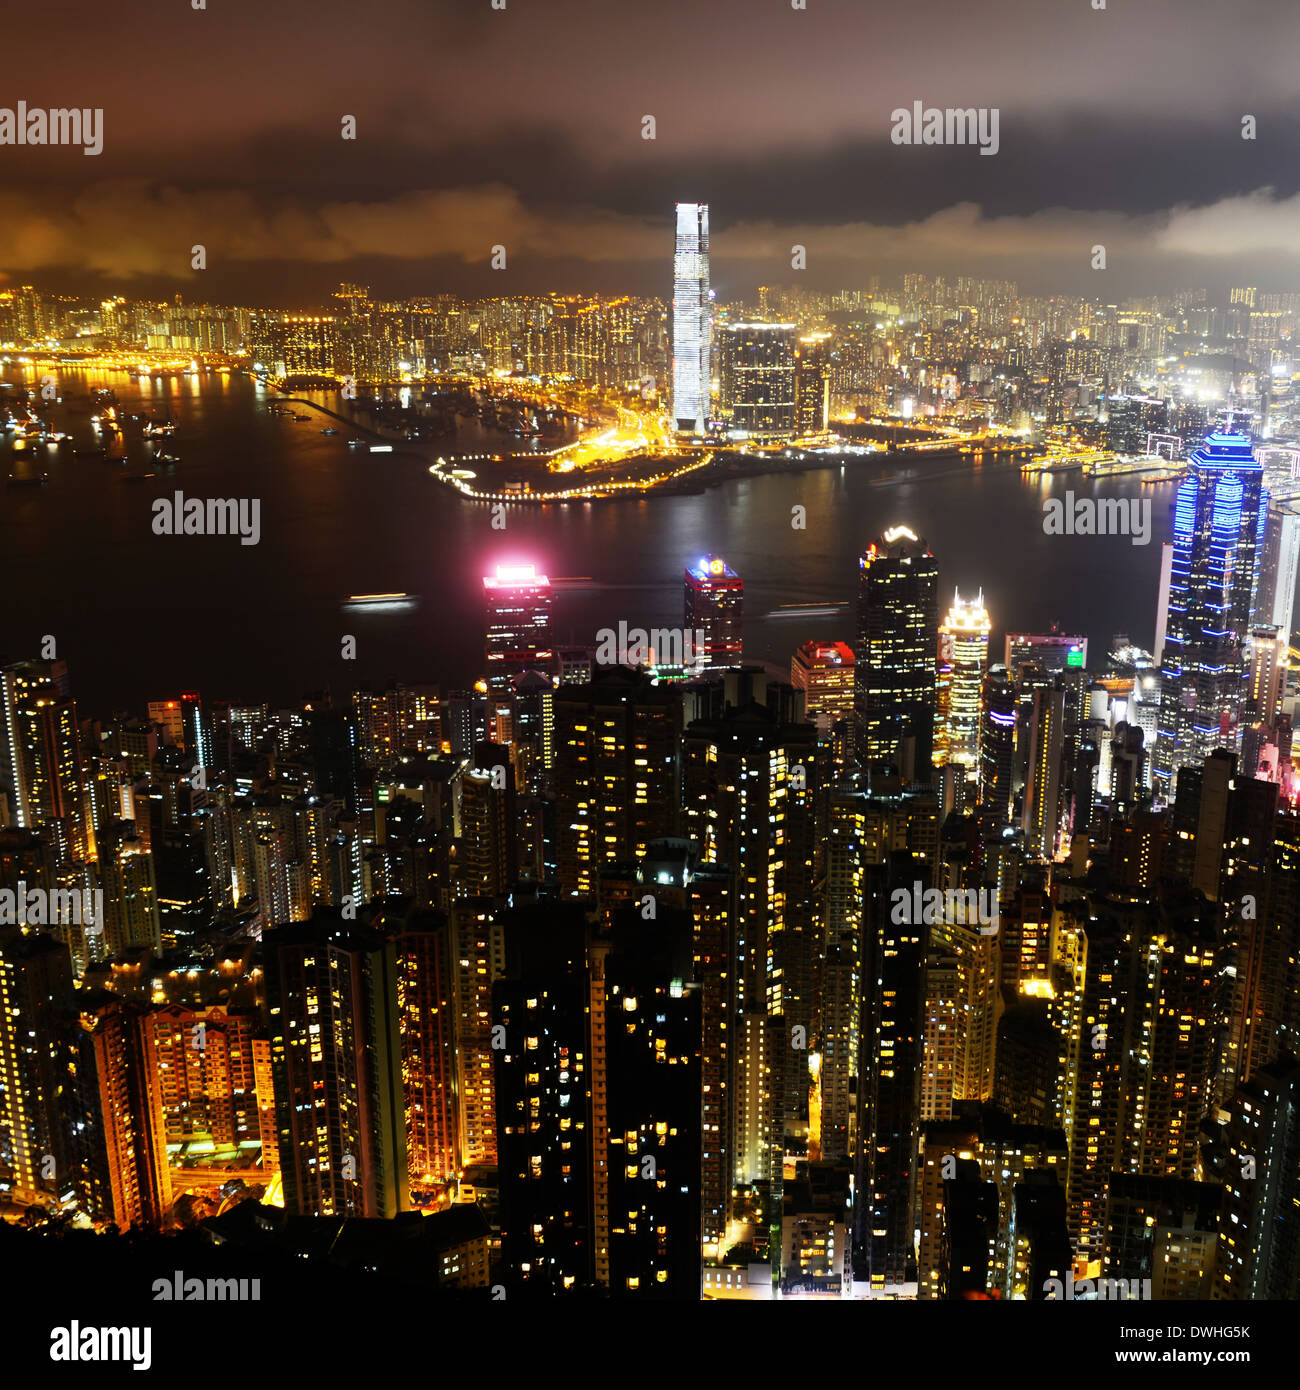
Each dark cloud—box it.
[2,0,1298,297]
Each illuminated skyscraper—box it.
[1003,632,1087,680]
[671,202,710,435]
[1154,433,1267,794]
[0,659,89,861]
[553,668,682,896]
[263,909,408,1219]
[794,332,831,436]
[1254,503,1300,639]
[1021,687,1065,861]
[978,666,1017,821]
[722,323,797,442]
[0,930,77,1207]
[393,910,459,1189]
[684,557,743,670]
[935,589,991,771]
[854,527,940,780]
[790,641,855,734]
[483,563,553,691]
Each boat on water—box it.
[321,427,338,435]
[8,473,48,487]
[156,453,180,467]
[347,438,366,448]
[143,420,175,438]
[344,592,417,608]
[293,414,311,422]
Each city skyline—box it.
[4,0,1300,1350]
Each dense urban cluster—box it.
[8,263,1300,454]
[1,466,1297,1299]
[3,199,1300,1305]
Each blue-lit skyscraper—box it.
[671,202,710,436]
[1154,432,1267,794]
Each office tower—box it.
[684,557,743,671]
[1212,1056,1300,1300]
[722,323,797,442]
[978,666,1017,821]
[1103,393,1168,454]
[1021,686,1065,860]
[1153,542,1175,665]
[1246,625,1287,724]
[393,910,458,1189]
[76,992,173,1228]
[483,563,554,691]
[1003,632,1087,680]
[934,589,991,772]
[1103,1175,1222,1299]
[263,910,408,1219]
[1253,503,1300,639]
[684,701,818,1245]
[450,898,505,1168]
[790,641,854,735]
[1154,433,1267,793]
[671,202,710,435]
[553,668,682,897]
[493,903,594,1293]
[855,527,940,780]
[794,332,831,436]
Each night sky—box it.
[4,0,1300,303]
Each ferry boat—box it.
[344,592,417,609]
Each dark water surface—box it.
[0,366,1176,713]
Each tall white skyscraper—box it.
[672,202,710,435]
